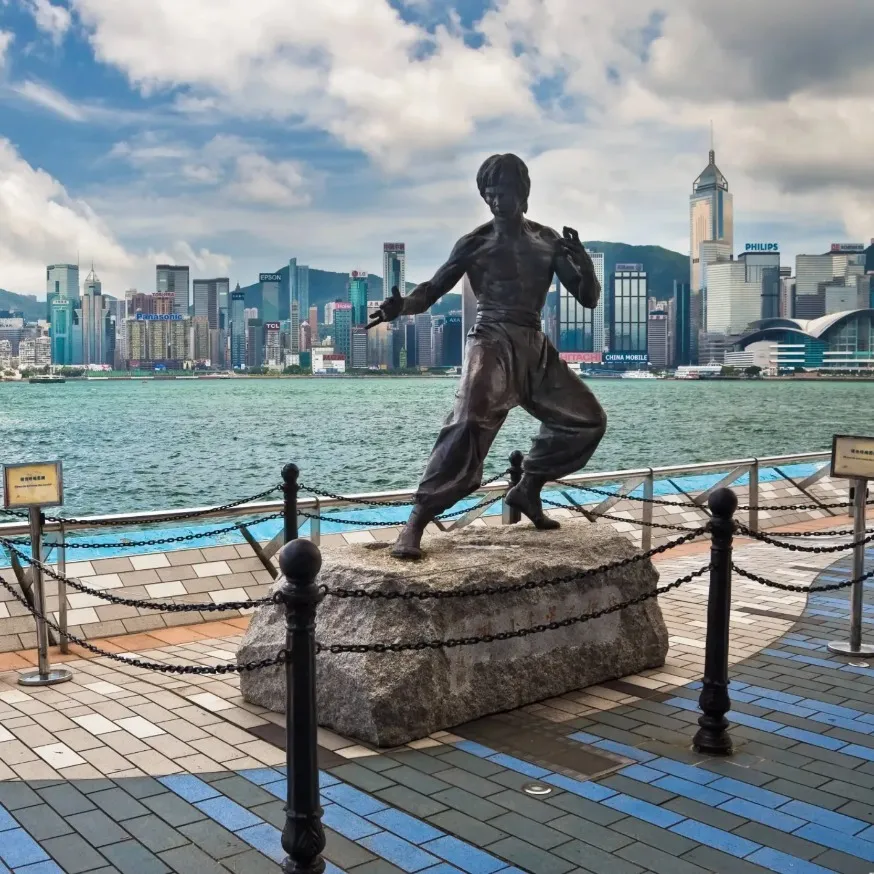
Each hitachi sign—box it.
[744,243,779,252]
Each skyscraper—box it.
[558,251,605,352]
[383,243,405,297]
[673,281,692,366]
[348,271,369,325]
[46,264,80,322]
[443,314,463,367]
[689,141,733,360]
[308,306,319,343]
[288,258,310,354]
[333,302,353,362]
[259,273,281,322]
[608,265,648,355]
[230,286,246,369]
[81,268,109,365]
[192,278,226,329]
[461,274,477,362]
[156,264,190,316]
[415,313,432,368]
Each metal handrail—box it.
[0,450,831,538]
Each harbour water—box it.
[0,377,867,516]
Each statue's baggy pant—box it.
[415,321,607,515]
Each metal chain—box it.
[51,513,284,550]
[541,498,706,532]
[323,527,707,600]
[732,562,874,593]
[319,564,710,653]
[0,571,286,674]
[298,471,509,508]
[735,523,874,553]
[0,485,282,525]
[756,527,874,538]
[0,539,270,613]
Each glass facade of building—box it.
[609,268,648,354]
[230,290,246,369]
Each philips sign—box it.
[744,243,779,252]
[135,313,183,321]
[259,273,282,282]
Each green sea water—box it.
[0,378,865,516]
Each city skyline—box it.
[1,1,872,297]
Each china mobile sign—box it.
[604,352,648,364]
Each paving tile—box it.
[235,823,285,863]
[545,812,634,852]
[329,763,398,793]
[221,848,283,874]
[177,820,248,860]
[484,836,575,874]
[67,810,130,847]
[194,797,261,832]
[430,788,505,822]
[671,819,761,858]
[360,831,441,872]
[617,841,712,874]
[746,846,837,874]
[486,812,569,850]
[142,793,207,828]
[123,814,190,853]
[375,786,448,819]
[321,804,382,840]
[323,782,389,815]
[367,808,443,845]
[13,803,74,840]
[386,766,452,796]
[208,776,274,808]
[0,827,51,868]
[40,833,106,873]
[426,810,506,847]
[158,776,219,804]
[0,782,43,810]
[101,839,171,874]
[682,845,775,874]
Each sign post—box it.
[827,436,874,658]
[2,461,73,686]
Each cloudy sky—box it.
[1,0,871,298]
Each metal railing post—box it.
[641,469,654,551]
[828,478,874,658]
[18,510,72,687]
[693,487,737,755]
[502,451,524,525]
[58,522,69,654]
[282,464,299,544]
[277,539,326,874]
[748,459,759,533]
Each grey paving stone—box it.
[0,781,43,810]
[249,800,285,829]
[72,778,117,794]
[485,789,564,823]
[352,755,402,773]
[374,785,448,819]
[618,841,710,874]
[90,787,150,821]
[836,801,874,826]
[436,766,505,797]
[124,814,190,853]
[696,760,775,786]
[752,760,827,790]
[761,777,845,809]
[14,803,74,840]
[38,783,97,816]
[102,839,172,874]
[385,749,453,775]
[805,760,874,789]
[323,827,378,869]
[159,844,221,874]
[435,749,506,777]
[67,810,131,847]
[682,844,775,874]
[42,833,111,874]
[88,869,122,874]
[142,793,207,827]
[816,780,874,805]
[486,836,577,874]
[489,768,548,792]
[118,776,168,799]
[733,822,822,860]
[427,809,507,846]
[431,787,507,821]
[592,711,644,731]
[347,861,406,874]
[178,820,249,860]
[600,775,677,805]
[488,812,570,850]
[209,776,275,808]
[546,813,634,852]
[662,797,748,832]
[611,817,698,856]
[554,839,645,873]
[811,848,874,874]
[328,762,398,793]
[222,849,282,874]
[383,764,451,795]
[545,792,626,826]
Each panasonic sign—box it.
[744,243,779,252]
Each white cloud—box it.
[226,153,310,207]
[12,80,87,120]
[26,0,72,46]
[0,30,13,69]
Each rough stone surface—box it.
[238,519,668,747]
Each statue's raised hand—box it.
[367,286,403,330]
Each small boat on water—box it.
[621,370,659,379]
[28,375,65,384]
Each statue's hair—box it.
[476,154,530,210]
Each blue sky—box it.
[0,0,871,298]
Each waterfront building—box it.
[246,318,264,369]
[706,261,761,335]
[607,264,648,357]
[264,321,282,368]
[0,315,26,357]
[430,317,445,367]
[18,336,51,368]
[403,320,418,368]
[154,293,175,316]
[780,276,796,318]
[299,321,311,352]
[735,248,781,320]
[699,331,739,364]
[724,346,772,370]
[333,302,353,362]
[230,287,246,369]
[443,314,463,367]
[48,298,76,365]
[259,273,281,323]
[46,264,80,322]
[350,326,368,369]
[288,258,310,355]
[156,264,190,316]
[366,316,393,369]
[0,339,11,370]
[312,349,346,374]
[647,309,670,369]
[191,316,210,361]
[737,310,874,370]
[308,306,319,343]
[673,281,692,366]
[80,268,112,366]
[383,243,405,298]
[415,313,433,368]
[558,251,604,353]
[348,271,369,325]
[192,278,226,329]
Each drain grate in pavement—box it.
[453,710,627,781]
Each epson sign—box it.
[259,273,282,283]
[744,243,779,252]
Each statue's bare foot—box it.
[506,474,561,530]
[390,507,432,560]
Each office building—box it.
[156,264,190,316]
[780,277,796,318]
[324,301,340,326]
[350,326,368,369]
[383,243,406,298]
[0,339,11,370]
[299,321,311,352]
[404,320,418,368]
[705,261,761,335]
[264,322,282,368]
[246,318,264,369]
[49,298,77,365]
[312,348,346,374]
[558,251,605,353]
[191,316,210,361]
[689,144,733,360]
[348,271,369,325]
[333,302,352,362]
[673,281,692,366]
[366,315,393,369]
[735,248,781,320]
[46,264,80,322]
[259,273,281,323]
[192,278,226,329]
[81,268,111,365]
[461,274,477,362]
[415,313,433,368]
[647,309,670,369]
[288,258,310,354]
[443,314,463,366]
[230,287,246,369]
[430,317,445,367]
[608,265,648,355]
[308,306,319,343]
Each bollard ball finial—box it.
[708,487,738,519]
[282,463,300,485]
[278,538,322,582]
[509,450,525,470]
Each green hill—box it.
[0,289,43,321]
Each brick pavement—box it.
[1,532,873,873]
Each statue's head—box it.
[476,153,530,219]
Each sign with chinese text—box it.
[831,435,874,480]
[3,462,63,509]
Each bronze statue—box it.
[369,153,607,559]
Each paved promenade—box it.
[1,524,873,873]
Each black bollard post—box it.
[693,487,738,756]
[503,450,524,525]
[277,538,326,874]
[283,463,300,544]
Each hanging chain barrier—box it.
[734,523,874,554]
[732,562,874,594]
[0,485,283,525]
[318,564,710,653]
[322,527,707,600]
[541,498,706,533]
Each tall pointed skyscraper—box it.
[689,133,733,361]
